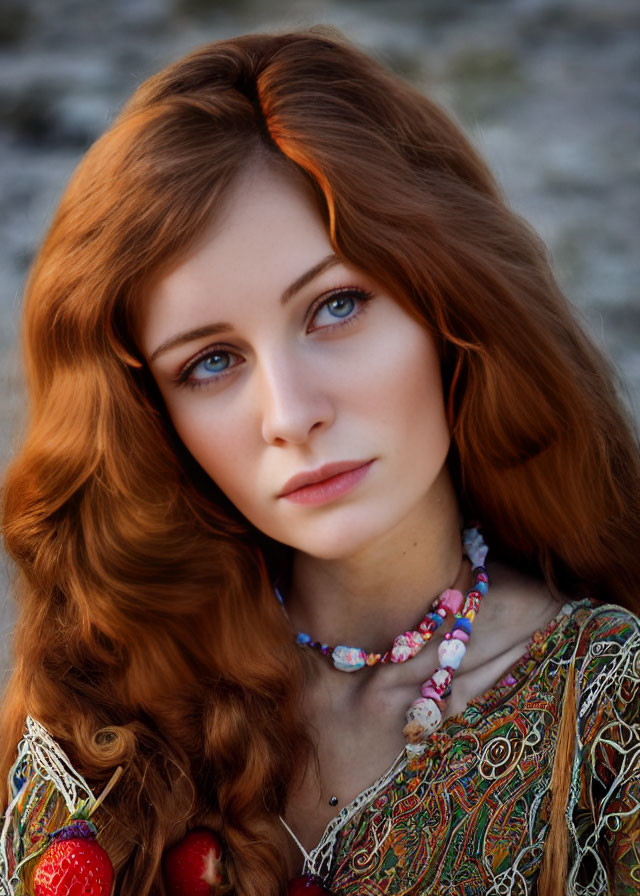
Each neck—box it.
[287,470,463,651]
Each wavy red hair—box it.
[2,29,639,895]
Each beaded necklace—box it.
[401,526,488,753]
[279,528,489,894]
[277,527,488,752]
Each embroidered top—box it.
[2,599,639,895]
[303,599,640,895]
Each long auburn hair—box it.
[2,29,639,896]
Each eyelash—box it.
[175,286,374,390]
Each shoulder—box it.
[571,598,640,643]
[0,716,113,896]
[562,602,640,889]
[544,598,640,665]
[568,600,639,698]
[553,600,639,719]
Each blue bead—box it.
[296,632,312,645]
[474,581,488,594]
[427,612,443,628]
[452,618,472,635]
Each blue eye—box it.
[195,351,231,376]
[325,295,355,318]
[310,289,372,330]
[183,349,240,386]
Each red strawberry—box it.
[33,822,114,896]
[163,828,224,896]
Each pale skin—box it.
[140,160,561,871]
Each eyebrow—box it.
[149,323,231,362]
[280,253,340,305]
[149,253,341,362]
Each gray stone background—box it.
[1,0,639,678]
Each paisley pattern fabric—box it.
[2,600,638,895]
[315,599,640,895]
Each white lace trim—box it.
[281,747,408,880]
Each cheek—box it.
[359,325,448,444]
[167,396,257,497]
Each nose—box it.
[259,353,335,446]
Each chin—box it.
[269,512,397,561]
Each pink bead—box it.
[438,588,464,616]
[431,668,453,690]
[452,630,470,642]
[390,630,425,663]
[420,684,440,700]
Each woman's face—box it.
[140,162,451,560]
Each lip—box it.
[279,459,374,505]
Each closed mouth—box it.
[279,459,373,498]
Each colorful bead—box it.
[437,638,466,669]
[332,646,367,671]
[452,617,472,635]
[464,591,482,612]
[404,697,442,738]
[429,668,453,693]
[463,528,489,567]
[281,528,489,755]
[390,630,425,662]
[437,588,464,615]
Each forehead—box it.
[139,162,332,349]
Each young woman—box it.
[1,29,639,896]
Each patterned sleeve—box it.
[567,605,640,896]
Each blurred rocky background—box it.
[1,0,639,675]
